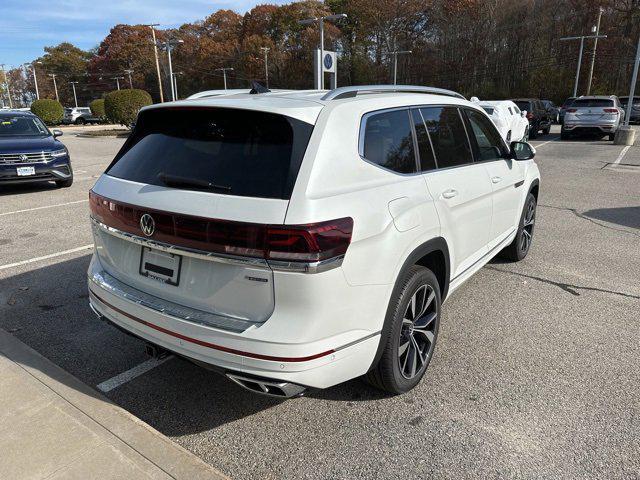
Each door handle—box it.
[491,176,502,184]
[442,189,458,199]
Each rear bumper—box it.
[87,254,383,389]
[562,123,617,133]
[0,160,72,184]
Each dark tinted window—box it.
[562,98,575,107]
[620,97,640,106]
[410,109,437,172]
[419,107,473,168]
[106,108,313,200]
[465,109,506,162]
[482,107,495,115]
[514,101,531,111]
[572,99,614,108]
[362,109,416,174]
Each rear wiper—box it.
[158,173,232,193]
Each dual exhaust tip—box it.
[226,373,306,398]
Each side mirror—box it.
[52,129,63,138]
[510,141,535,161]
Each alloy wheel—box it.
[398,284,438,379]
[520,199,536,253]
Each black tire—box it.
[55,177,73,188]
[542,125,551,135]
[608,133,615,141]
[500,192,536,261]
[75,118,85,125]
[561,130,569,140]
[366,265,441,394]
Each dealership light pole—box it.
[144,24,164,102]
[260,47,270,87]
[23,61,42,100]
[172,71,183,99]
[623,35,640,127]
[162,39,183,101]
[586,7,604,95]
[111,76,124,90]
[560,34,606,97]
[299,13,347,89]
[124,69,134,88]
[48,74,59,101]
[0,64,12,108]
[216,67,234,90]
[390,50,412,85]
[69,81,79,108]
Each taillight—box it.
[90,191,353,264]
[566,108,577,113]
[604,108,619,114]
[526,112,533,119]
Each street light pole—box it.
[586,7,604,95]
[299,14,347,90]
[624,35,640,127]
[124,69,134,88]
[48,74,59,101]
[260,47,270,87]
[162,39,183,101]
[560,34,607,97]
[215,67,234,90]
[145,24,164,102]
[172,72,183,99]
[390,50,412,85]
[24,62,42,100]
[111,77,124,90]
[69,81,79,108]
[0,64,12,108]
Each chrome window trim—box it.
[91,217,344,274]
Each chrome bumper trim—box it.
[89,268,259,333]
[91,217,344,274]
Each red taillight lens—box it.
[90,191,353,264]
[566,108,577,113]
[266,218,353,262]
[604,108,619,114]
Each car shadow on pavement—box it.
[582,206,640,230]
[0,181,59,196]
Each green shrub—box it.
[104,89,152,126]
[30,99,64,125]
[89,98,106,119]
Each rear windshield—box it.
[481,107,494,115]
[620,97,640,106]
[106,107,314,200]
[514,101,530,111]
[572,99,614,108]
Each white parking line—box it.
[97,356,173,392]
[531,136,560,148]
[0,244,93,271]
[0,199,88,216]
[612,145,631,166]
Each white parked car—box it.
[477,100,529,142]
[88,85,540,397]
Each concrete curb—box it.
[0,327,228,480]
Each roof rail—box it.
[321,85,466,101]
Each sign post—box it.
[314,50,337,90]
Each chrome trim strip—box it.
[89,268,258,333]
[91,217,344,274]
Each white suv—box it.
[88,85,540,397]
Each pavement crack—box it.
[539,204,640,238]
[485,266,640,300]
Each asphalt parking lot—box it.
[1,125,639,479]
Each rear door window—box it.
[419,107,473,169]
[361,109,417,174]
[106,108,314,200]
[514,101,530,112]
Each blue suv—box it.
[0,110,73,188]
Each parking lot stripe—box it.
[96,356,173,393]
[612,145,631,166]
[531,136,560,148]
[0,244,93,271]
[0,199,88,217]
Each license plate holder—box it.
[16,166,35,176]
[139,246,182,286]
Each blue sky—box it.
[0,0,291,68]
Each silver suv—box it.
[561,95,625,141]
[63,107,100,125]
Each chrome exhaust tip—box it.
[226,373,306,398]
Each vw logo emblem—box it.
[323,53,333,70]
[139,214,155,237]
[19,154,28,162]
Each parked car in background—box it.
[87,85,540,397]
[619,96,640,124]
[559,97,576,125]
[478,100,529,142]
[63,107,101,125]
[511,99,552,139]
[542,100,560,124]
[561,95,624,141]
[0,110,73,187]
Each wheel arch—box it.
[368,237,450,371]
[528,178,540,201]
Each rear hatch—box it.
[568,98,618,124]
[90,104,317,326]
